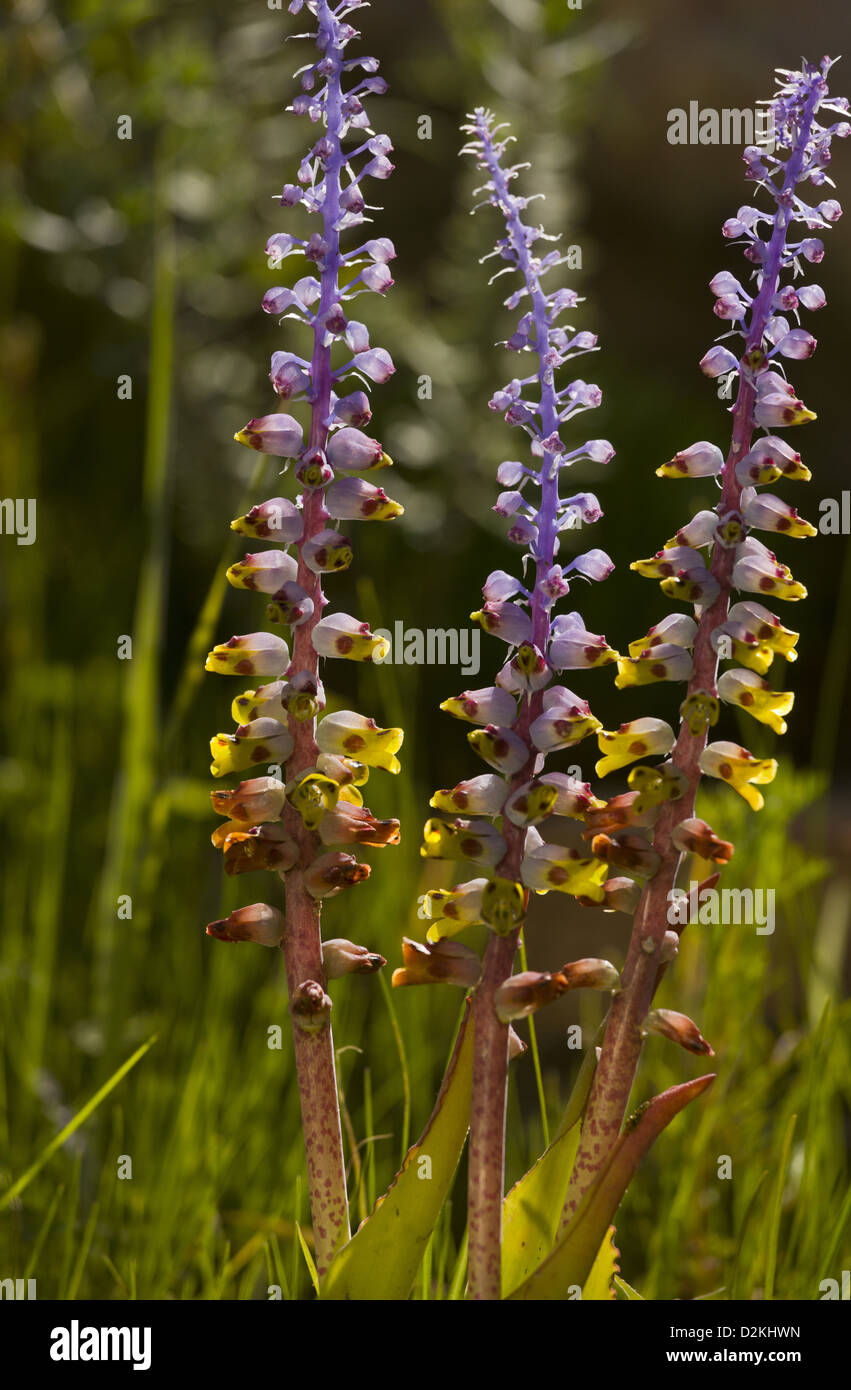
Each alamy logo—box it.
[668,881,775,935]
[373,621,481,676]
[0,498,37,546]
[667,102,775,152]
[50,1321,152,1372]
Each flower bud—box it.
[291,980,333,1034]
[350,347,396,383]
[559,958,620,991]
[466,722,529,774]
[655,441,723,479]
[234,413,305,457]
[324,476,403,520]
[601,876,642,913]
[481,876,526,933]
[680,689,721,734]
[440,686,517,726]
[470,601,533,646]
[332,390,372,427]
[206,903,284,947]
[326,427,388,471]
[227,550,299,594]
[644,1008,714,1056]
[321,938,386,978]
[270,351,311,399]
[287,771,342,829]
[548,612,618,669]
[303,529,354,573]
[206,632,290,678]
[265,583,314,629]
[231,497,304,544]
[430,774,507,816]
[494,971,567,1023]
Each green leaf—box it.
[500,1045,596,1296]
[614,1275,645,1300]
[507,1073,715,1300]
[582,1225,620,1300]
[321,1005,474,1301]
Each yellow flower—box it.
[316,710,403,773]
[595,718,675,779]
[699,741,778,810]
[717,669,795,734]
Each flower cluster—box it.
[204,2,402,994]
[563,57,847,1222]
[394,108,626,1019]
[620,57,846,830]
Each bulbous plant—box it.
[205,9,846,1300]
[204,0,404,1277]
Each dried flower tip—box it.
[671,817,735,864]
[392,937,481,989]
[210,775,286,824]
[222,823,300,876]
[304,850,371,900]
[493,970,568,1024]
[595,718,675,778]
[206,903,284,948]
[316,710,403,772]
[591,831,661,878]
[321,938,386,978]
[644,1008,714,1056]
[291,980,333,1034]
[559,958,621,991]
[699,741,778,811]
[319,801,400,847]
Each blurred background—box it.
[1,0,850,1299]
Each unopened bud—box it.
[644,1008,714,1056]
[321,938,386,978]
[391,937,481,989]
[206,903,284,947]
[291,980,333,1033]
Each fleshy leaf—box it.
[614,1274,645,1300]
[321,1007,474,1300]
[581,1225,620,1300]
[500,1048,595,1296]
[506,1074,715,1299]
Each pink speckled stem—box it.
[278,7,351,1277]
[561,79,824,1229]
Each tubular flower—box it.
[716,668,795,733]
[699,742,778,810]
[204,0,403,1273]
[595,719,676,779]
